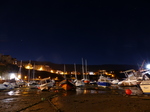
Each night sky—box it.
[1,1,150,65]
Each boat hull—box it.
[84,80,90,84]
[140,84,150,94]
[97,82,111,87]
[59,80,75,90]
[75,80,85,87]
[140,80,150,94]
[118,80,139,87]
[37,78,55,91]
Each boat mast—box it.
[74,63,77,79]
[64,64,66,79]
[82,58,85,79]
[33,63,35,81]
[85,60,88,79]
[85,59,88,79]
[18,60,22,79]
[28,60,31,82]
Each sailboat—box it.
[28,63,40,89]
[16,60,26,87]
[83,59,90,84]
[74,63,85,87]
[59,64,76,90]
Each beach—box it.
[51,90,150,112]
[1,86,150,112]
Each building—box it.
[0,54,17,64]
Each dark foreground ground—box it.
[1,85,150,112]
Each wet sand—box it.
[51,91,150,112]
[1,86,150,112]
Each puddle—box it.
[7,90,21,96]
[2,98,18,103]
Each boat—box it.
[118,69,142,87]
[139,80,150,94]
[59,64,76,90]
[59,79,76,90]
[27,80,40,89]
[74,63,85,87]
[139,69,150,94]
[75,79,85,87]
[111,79,119,85]
[97,75,111,88]
[82,59,90,84]
[27,63,41,89]
[84,79,90,84]
[0,81,15,90]
[38,77,55,91]
[89,80,97,85]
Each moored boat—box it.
[84,79,90,84]
[27,80,40,89]
[38,77,55,91]
[139,80,150,94]
[75,80,85,87]
[0,82,15,90]
[89,80,97,85]
[118,69,142,87]
[139,70,150,94]
[59,79,75,90]
[111,79,119,85]
[97,75,111,88]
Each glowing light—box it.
[10,73,19,80]
[89,72,94,75]
[25,65,33,69]
[18,75,21,79]
[24,76,27,79]
[111,74,114,77]
[146,64,150,69]
[60,72,64,74]
[38,67,43,71]
[51,70,54,73]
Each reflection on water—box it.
[5,87,43,96]
[76,88,107,95]
[75,86,143,96]
[0,85,144,98]
[2,98,17,103]
[7,90,21,96]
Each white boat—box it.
[27,80,40,89]
[97,75,111,88]
[0,82,15,90]
[38,77,55,91]
[118,69,141,87]
[75,79,85,87]
[139,70,150,94]
[139,80,150,94]
[89,80,97,85]
[111,79,119,85]
[73,63,84,87]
